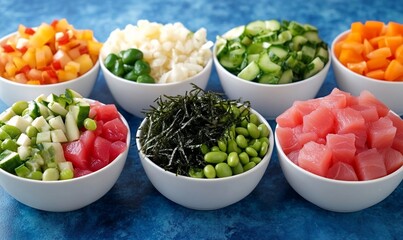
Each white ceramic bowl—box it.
[332,30,403,116]
[275,126,403,212]
[136,107,274,210]
[0,32,99,106]
[214,43,330,120]
[100,55,212,118]
[0,103,130,212]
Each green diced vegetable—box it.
[216,19,328,84]
[0,150,22,173]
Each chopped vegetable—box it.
[335,21,403,81]
[0,19,102,84]
[0,89,128,180]
[216,20,329,84]
[104,48,155,83]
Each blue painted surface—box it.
[0,0,402,239]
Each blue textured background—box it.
[0,0,402,239]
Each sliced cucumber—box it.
[278,69,294,84]
[304,57,325,79]
[0,108,16,122]
[258,52,281,73]
[50,129,68,143]
[245,20,266,36]
[265,20,281,31]
[237,61,260,80]
[16,133,31,146]
[222,25,245,40]
[48,102,68,117]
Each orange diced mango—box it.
[339,49,364,65]
[347,61,367,75]
[74,54,93,75]
[366,69,385,80]
[366,58,390,71]
[366,47,392,59]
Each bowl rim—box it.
[275,124,403,185]
[213,32,332,88]
[331,29,403,85]
[0,98,131,185]
[0,31,100,88]
[99,49,213,86]
[135,106,275,182]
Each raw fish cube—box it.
[276,106,302,128]
[303,106,335,138]
[380,148,403,174]
[358,90,389,117]
[326,133,356,165]
[326,162,358,181]
[355,148,387,180]
[368,117,397,149]
[276,127,301,154]
[298,141,332,177]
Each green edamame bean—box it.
[249,113,260,126]
[124,70,139,81]
[1,125,21,139]
[251,157,262,164]
[249,139,262,151]
[227,139,241,154]
[121,48,143,65]
[25,126,38,138]
[189,168,204,178]
[235,135,248,149]
[218,140,227,152]
[227,152,240,167]
[211,146,221,152]
[232,162,244,175]
[235,127,249,137]
[259,141,269,157]
[112,59,125,77]
[244,162,256,171]
[247,122,260,139]
[239,106,250,117]
[231,105,240,117]
[203,165,216,179]
[239,152,249,165]
[200,144,209,155]
[240,118,248,128]
[42,168,60,181]
[11,101,28,116]
[1,138,18,152]
[134,60,151,75]
[245,146,258,157]
[104,53,119,70]
[259,137,269,145]
[258,123,270,138]
[215,163,232,178]
[204,151,227,163]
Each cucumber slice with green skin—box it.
[222,25,245,40]
[50,129,68,143]
[0,128,11,141]
[42,142,66,162]
[237,61,260,80]
[0,150,22,173]
[48,102,68,117]
[6,115,31,133]
[258,52,281,73]
[268,45,289,63]
[218,54,243,71]
[304,31,322,44]
[258,73,280,84]
[265,20,281,31]
[304,57,325,79]
[245,20,266,37]
[278,69,294,84]
[15,164,30,177]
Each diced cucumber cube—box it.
[278,69,294,84]
[42,142,66,162]
[0,150,22,173]
[65,112,80,142]
[15,164,30,177]
[0,128,11,141]
[48,116,67,133]
[18,145,32,160]
[48,102,68,117]
[50,129,68,143]
[16,133,31,146]
[304,57,325,79]
[1,124,21,139]
[0,108,16,122]
[6,115,31,133]
[31,116,51,132]
[65,89,83,99]
[36,131,51,143]
[42,168,59,181]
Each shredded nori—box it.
[139,85,249,176]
